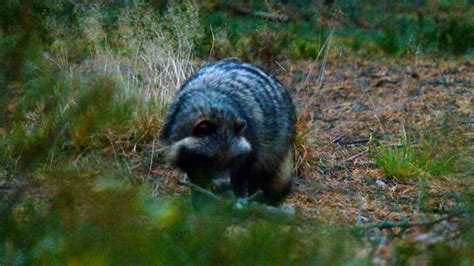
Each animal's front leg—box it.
[230,173,248,199]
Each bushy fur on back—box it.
[161,60,296,205]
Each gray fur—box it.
[161,60,296,205]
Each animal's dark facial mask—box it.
[173,118,252,194]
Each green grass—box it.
[372,145,457,180]
[372,142,459,180]
[371,125,467,180]
[372,144,419,179]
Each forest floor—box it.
[1,51,472,265]
[282,57,472,221]
[151,56,473,263]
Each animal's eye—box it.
[234,118,246,136]
[193,120,215,137]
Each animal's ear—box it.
[234,118,246,136]
[192,119,215,137]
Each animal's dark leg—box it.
[231,171,248,198]
[260,178,292,205]
[259,151,293,205]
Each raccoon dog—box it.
[161,60,296,205]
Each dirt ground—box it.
[150,57,472,261]
[278,57,472,222]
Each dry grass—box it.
[40,2,204,189]
[48,2,201,120]
[291,14,339,178]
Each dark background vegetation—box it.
[1,0,473,265]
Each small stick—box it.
[247,190,263,202]
[222,2,290,22]
[359,210,465,230]
[338,138,371,146]
[178,180,222,201]
[147,136,156,179]
[178,180,263,203]
[178,180,294,218]
[335,149,369,168]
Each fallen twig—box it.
[334,149,369,169]
[147,136,156,179]
[334,141,415,168]
[359,210,465,230]
[221,2,290,22]
[178,179,222,201]
[178,179,264,203]
[342,149,369,163]
[247,190,264,202]
[177,179,294,219]
[335,137,371,146]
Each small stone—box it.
[376,180,386,187]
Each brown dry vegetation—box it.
[286,57,472,219]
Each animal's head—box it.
[161,105,252,192]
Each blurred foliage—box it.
[197,0,473,63]
[1,161,366,265]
